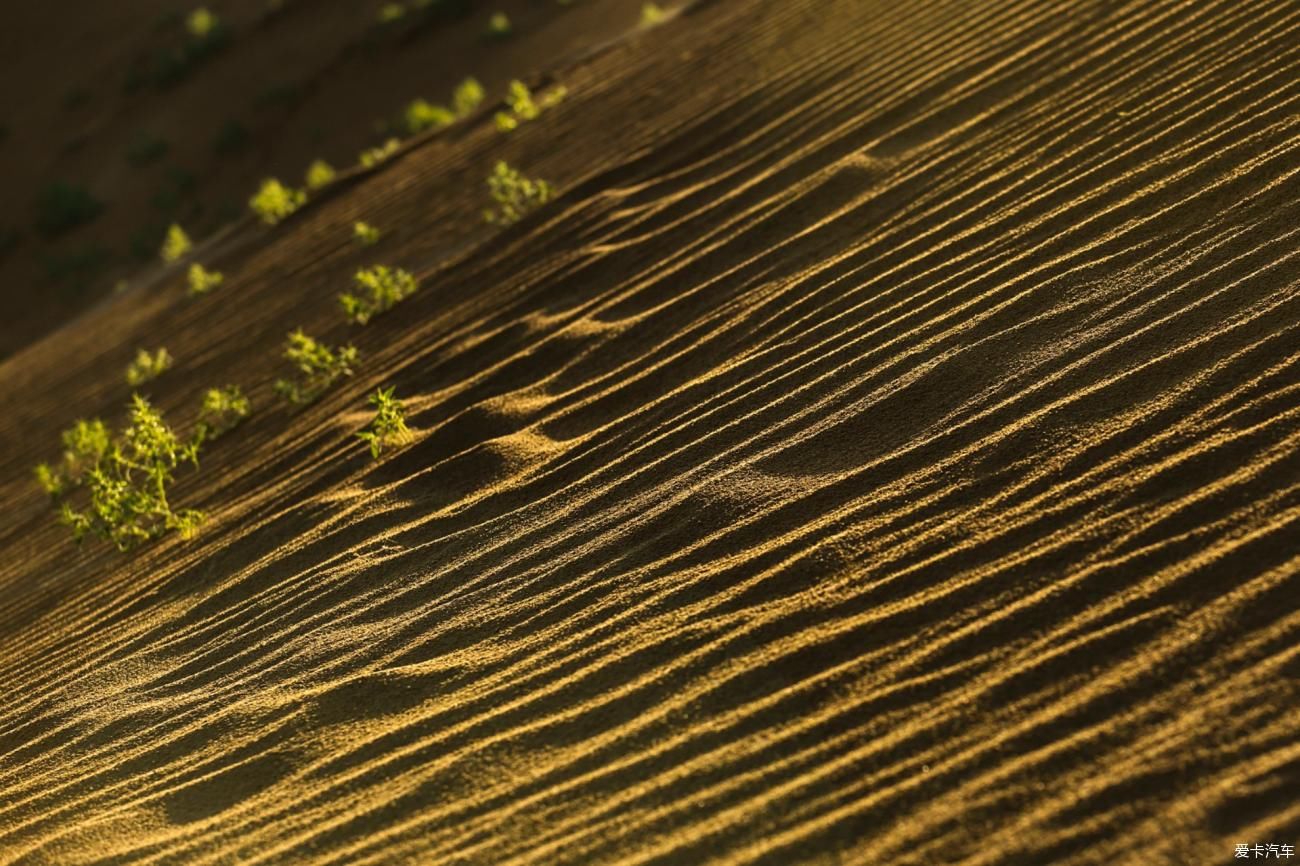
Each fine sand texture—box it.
[1,0,1299,863]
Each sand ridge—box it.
[0,0,1298,862]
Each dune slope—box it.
[0,0,1298,863]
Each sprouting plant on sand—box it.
[192,385,251,444]
[274,330,359,405]
[187,7,220,39]
[359,138,401,168]
[640,2,668,26]
[34,417,111,499]
[160,223,192,263]
[187,263,224,296]
[305,159,337,190]
[340,265,419,325]
[404,77,485,134]
[494,80,566,132]
[354,221,381,246]
[249,178,306,225]
[485,11,512,38]
[356,387,414,458]
[453,77,485,117]
[483,161,554,225]
[125,348,173,386]
[404,99,455,134]
[45,395,204,551]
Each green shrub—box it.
[35,182,103,237]
[340,265,419,324]
[51,395,204,550]
[483,161,554,225]
[485,11,512,38]
[453,77,485,117]
[494,80,566,132]
[404,99,455,134]
[34,418,110,498]
[160,223,192,262]
[274,330,359,404]
[125,347,173,386]
[187,7,220,38]
[359,138,402,168]
[356,387,414,458]
[640,2,668,26]
[249,178,306,225]
[187,263,224,296]
[305,159,336,190]
[192,385,250,444]
[353,221,381,246]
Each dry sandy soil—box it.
[1,0,1298,863]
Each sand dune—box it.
[0,0,1298,862]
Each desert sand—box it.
[0,0,1297,863]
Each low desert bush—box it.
[483,161,554,225]
[485,11,512,38]
[274,330,359,404]
[340,265,419,324]
[192,385,250,443]
[359,138,402,168]
[305,159,336,190]
[404,99,455,134]
[41,395,204,550]
[187,263,224,296]
[125,348,173,386]
[494,80,566,132]
[249,178,306,225]
[640,2,668,26]
[453,77,485,116]
[356,387,414,458]
[160,223,192,262]
[353,221,381,246]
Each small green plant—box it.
[494,80,566,131]
[483,161,554,225]
[453,77,485,117]
[640,2,668,26]
[485,11,512,38]
[340,265,419,324]
[160,223,192,263]
[353,221,381,246]
[404,99,455,134]
[356,387,414,458]
[377,3,405,23]
[305,159,336,190]
[187,7,220,39]
[187,263,224,296]
[359,138,402,168]
[33,417,111,500]
[125,347,173,386]
[50,395,204,550]
[192,385,251,444]
[35,182,103,238]
[249,178,306,225]
[274,330,359,405]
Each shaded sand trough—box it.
[1,0,1299,862]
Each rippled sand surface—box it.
[1,0,1297,862]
